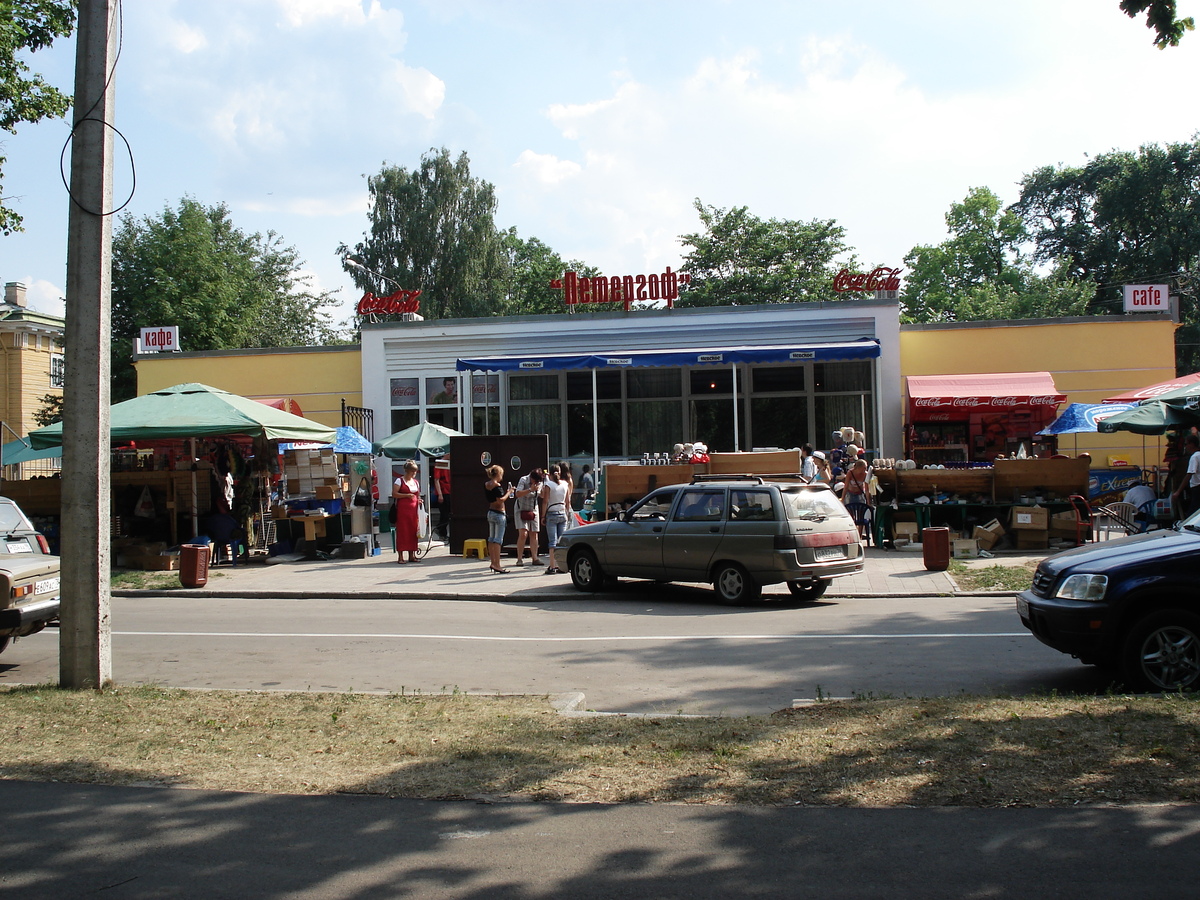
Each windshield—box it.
[781,487,852,521]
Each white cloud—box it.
[512,150,581,186]
[19,280,66,319]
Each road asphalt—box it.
[120,538,1054,601]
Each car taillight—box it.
[35,535,49,554]
[11,583,32,599]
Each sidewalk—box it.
[120,541,1049,601]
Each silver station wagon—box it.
[558,476,865,603]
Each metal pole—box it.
[60,0,115,689]
[732,364,740,452]
[592,368,599,475]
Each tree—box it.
[111,197,345,400]
[32,392,63,427]
[339,148,509,323]
[1,0,76,234]
[676,200,856,307]
[1121,0,1194,47]
[499,230,600,316]
[1012,139,1200,370]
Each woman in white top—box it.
[542,466,571,574]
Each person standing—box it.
[514,468,545,565]
[800,443,816,481]
[580,464,595,501]
[842,458,872,542]
[543,466,570,574]
[484,465,513,574]
[392,459,421,564]
[811,451,831,483]
[1172,433,1200,518]
[557,461,575,527]
[433,459,452,540]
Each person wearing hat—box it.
[811,450,831,483]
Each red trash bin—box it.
[179,543,210,588]
[922,527,951,572]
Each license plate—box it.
[4,539,32,553]
[1016,596,1029,618]
[814,546,846,561]
[35,577,59,595]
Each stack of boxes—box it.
[1009,505,1049,550]
[281,449,345,512]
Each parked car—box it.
[1016,512,1200,690]
[0,497,60,654]
[558,476,865,603]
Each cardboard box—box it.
[1011,506,1048,531]
[315,485,339,500]
[973,524,1003,550]
[953,539,979,559]
[894,522,921,542]
[1015,529,1049,550]
[1049,511,1080,539]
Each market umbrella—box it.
[1038,403,1137,435]
[373,421,464,459]
[1096,401,1200,436]
[1104,372,1200,404]
[28,383,336,449]
[1139,380,1200,411]
[0,438,60,466]
[278,426,373,455]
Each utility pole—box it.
[60,0,115,688]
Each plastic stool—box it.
[461,539,487,559]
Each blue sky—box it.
[3,0,1199,327]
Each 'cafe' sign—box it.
[551,267,692,311]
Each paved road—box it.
[5,780,1200,899]
[0,588,1104,713]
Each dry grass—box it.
[949,559,1037,593]
[3,686,1200,807]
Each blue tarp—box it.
[1037,402,1137,435]
[456,339,882,372]
[278,426,373,454]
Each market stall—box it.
[905,372,1066,464]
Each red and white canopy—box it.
[1103,372,1200,404]
[907,372,1065,419]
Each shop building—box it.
[359,299,902,463]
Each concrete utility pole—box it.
[60,0,115,688]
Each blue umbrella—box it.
[1038,403,1136,435]
[278,426,373,455]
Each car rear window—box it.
[730,489,776,521]
[0,501,31,534]
[780,488,852,520]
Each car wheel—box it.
[787,580,828,602]
[1122,609,1200,692]
[713,563,761,605]
[0,636,8,655]
[569,548,605,592]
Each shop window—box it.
[567,370,621,401]
[426,408,459,431]
[426,376,460,406]
[390,408,419,434]
[472,406,500,436]
[689,398,745,453]
[750,397,808,450]
[628,400,683,455]
[689,368,733,395]
[628,368,681,399]
[567,402,623,457]
[751,365,805,393]
[509,403,562,456]
[509,374,560,401]
[815,395,874,450]
[813,361,871,392]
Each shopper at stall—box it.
[842,457,872,542]
[542,466,571,574]
[580,464,595,501]
[392,460,422,564]
[800,444,816,480]
[1172,434,1200,518]
[514,468,545,566]
[484,465,513,574]
[811,451,831,483]
[557,461,575,527]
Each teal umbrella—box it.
[1096,400,1200,436]
[29,383,337,449]
[0,439,60,465]
[373,421,464,459]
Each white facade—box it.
[360,299,902,462]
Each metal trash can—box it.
[922,527,951,572]
[179,543,211,588]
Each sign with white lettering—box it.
[1123,284,1169,313]
[139,326,179,353]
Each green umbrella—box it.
[373,421,465,459]
[0,439,60,465]
[29,383,336,449]
[1096,400,1200,436]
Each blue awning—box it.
[456,339,881,372]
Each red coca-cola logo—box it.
[833,266,903,293]
[357,288,422,316]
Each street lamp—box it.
[346,256,404,292]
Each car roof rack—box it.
[690,475,765,484]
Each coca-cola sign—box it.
[914,394,1063,411]
[356,287,422,317]
[833,266,903,293]
[550,267,692,311]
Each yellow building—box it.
[901,314,1177,469]
[0,282,65,441]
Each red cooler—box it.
[922,527,951,571]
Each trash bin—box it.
[922,527,951,572]
[179,543,211,588]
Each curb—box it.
[112,589,1012,601]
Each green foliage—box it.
[499,230,599,316]
[32,392,63,427]
[0,0,76,234]
[1120,0,1194,47]
[677,200,856,307]
[112,197,345,400]
[340,148,509,323]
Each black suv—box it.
[1017,511,1200,690]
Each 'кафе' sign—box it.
[551,267,692,311]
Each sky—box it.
[3,0,1200,328]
